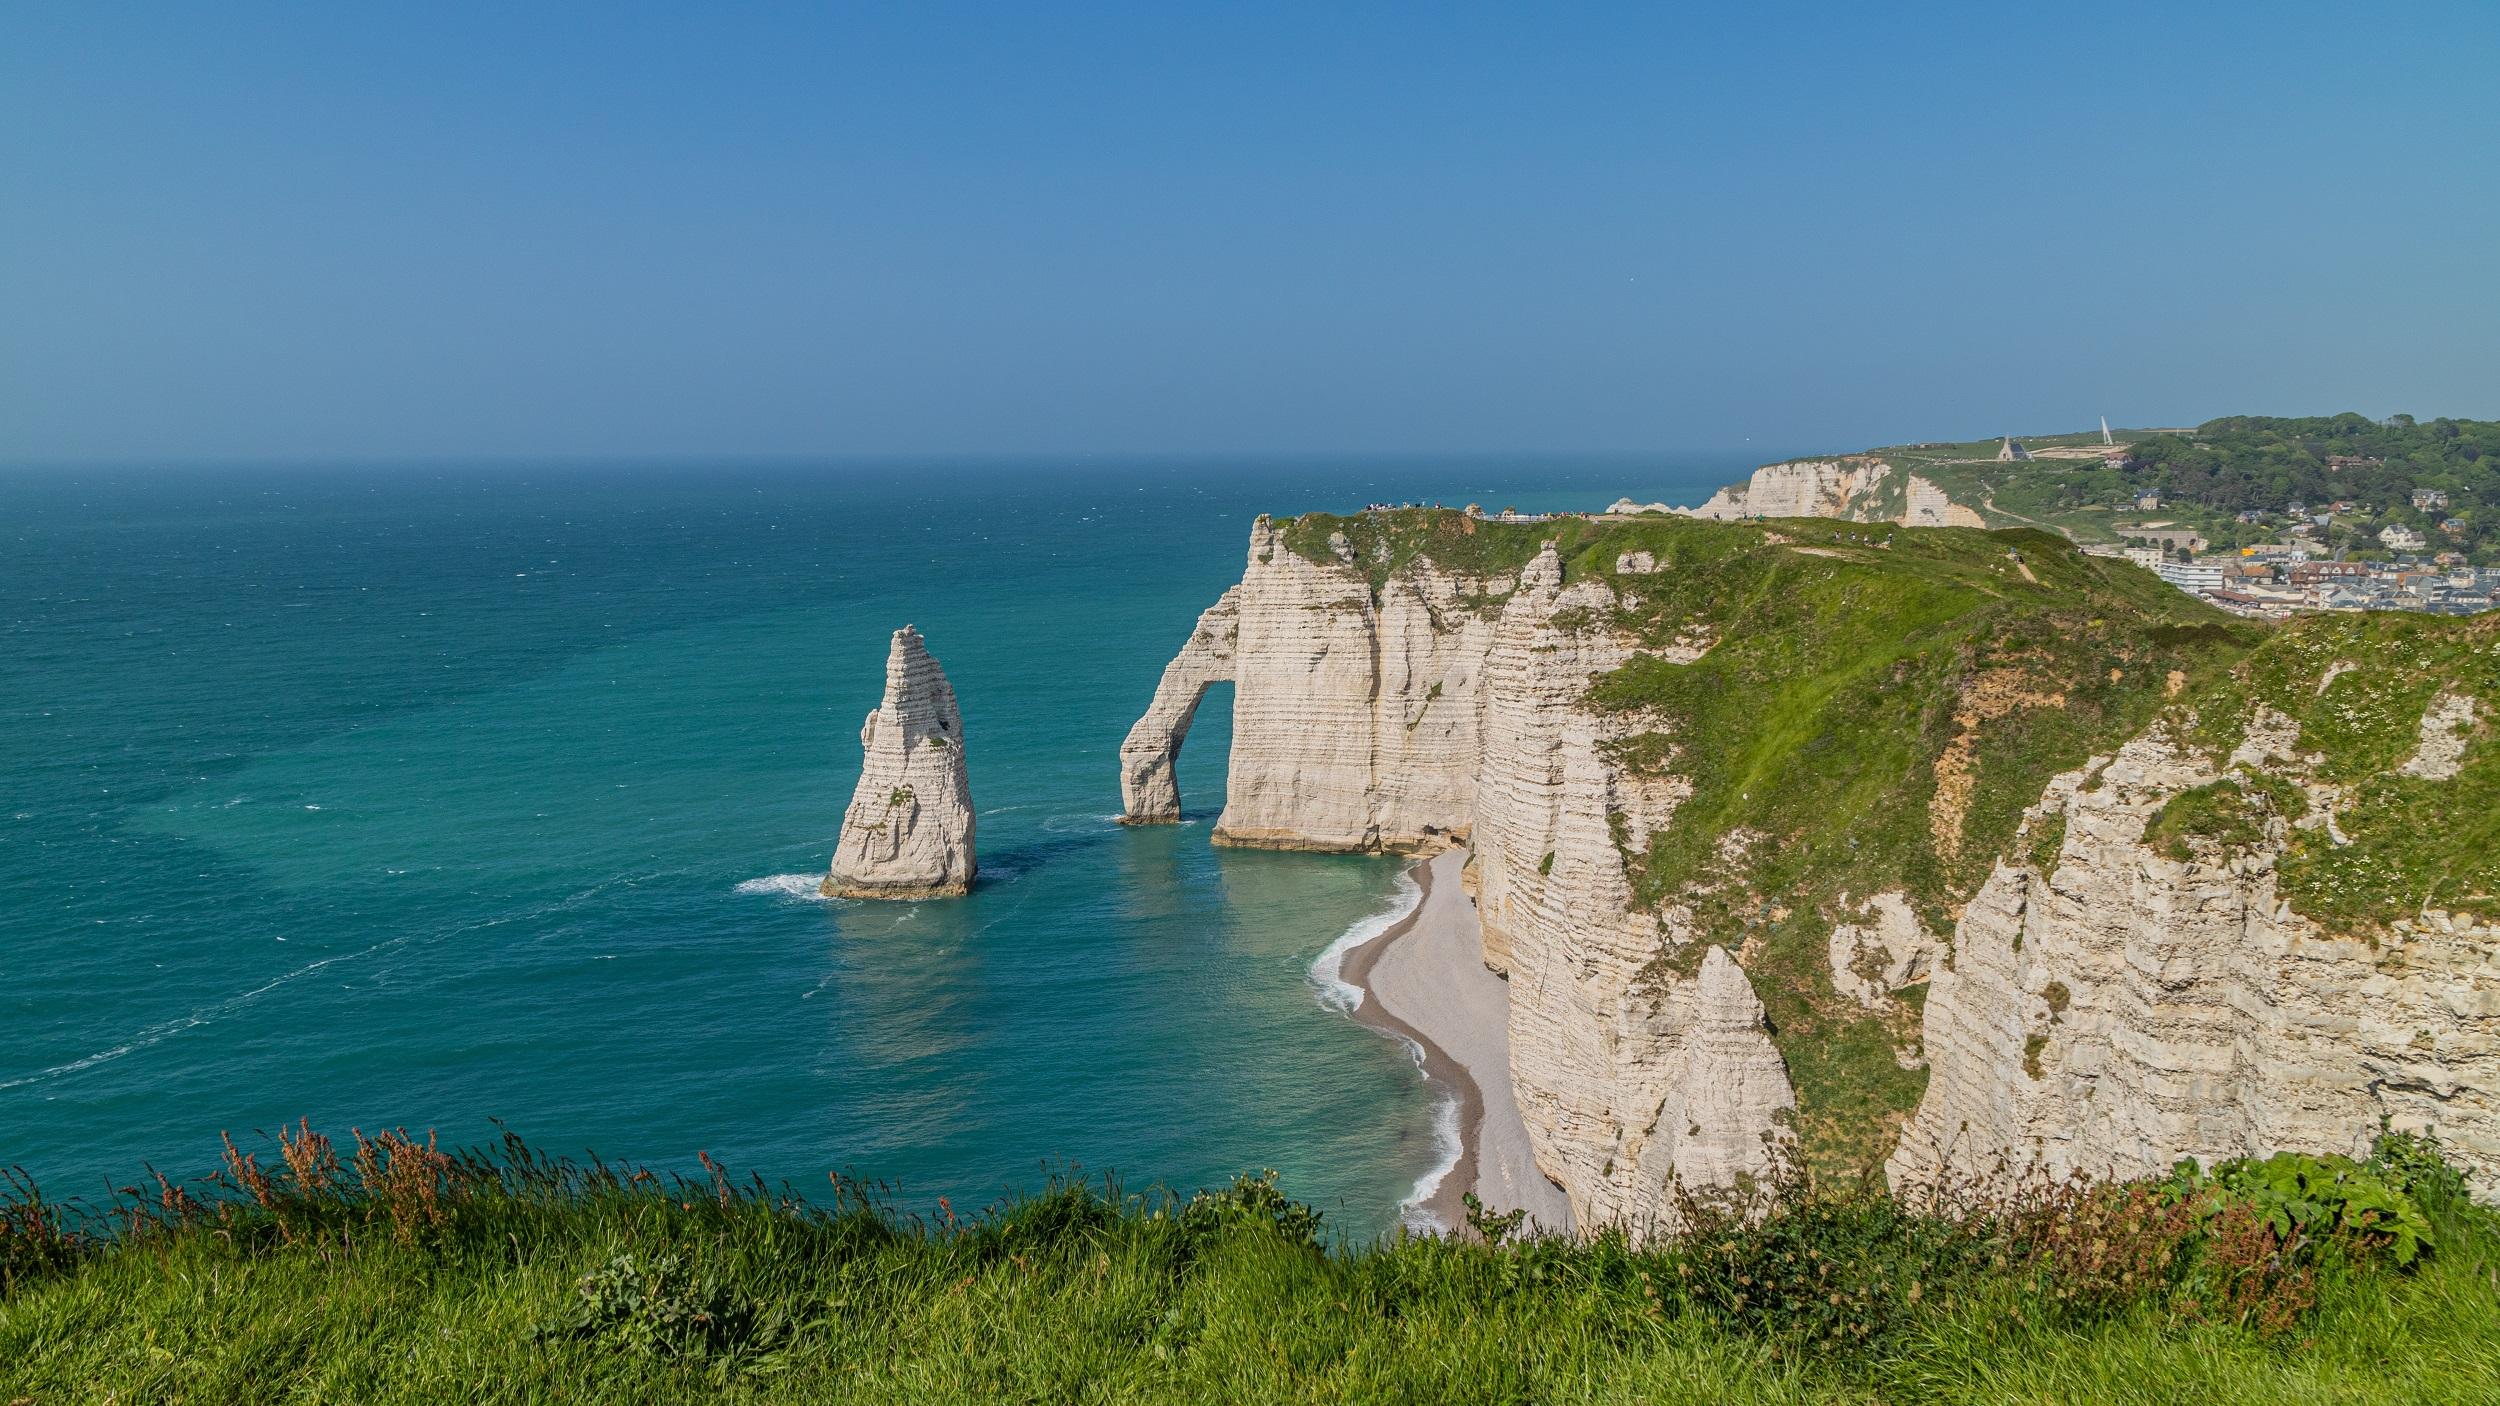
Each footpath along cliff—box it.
[1124,508,2500,1227]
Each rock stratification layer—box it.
[1117,588,1240,823]
[1123,520,1798,1228]
[1132,512,2500,1224]
[1892,724,2500,1199]
[1612,459,1982,529]
[822,626,976,900]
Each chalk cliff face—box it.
[1459,546,1792,1224]
[1120,516,1501,850]
[1118,588,1239,824]
[1903,474,1987,529]
[1616,459,1982,529]
[1133,514,2500,1224]
[823,627,976,900]
[1893,710,2500,1199]
[1125,521,1798,1227]
[1678,459,1897,522]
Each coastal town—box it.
[1402,491,2500,619]
[2090,488,2500,618]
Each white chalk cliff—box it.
[1130,514,2500,1226]
[1614,458,1982,529]
[1891,719,2500,1198]
[823,626,977,900]
[1122,519,1799,1227]
[1121,517,1498,850]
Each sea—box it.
[1,454,1747,1242]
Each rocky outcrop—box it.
[1117,588,1240,823]
[2400,692,2478,781]
[1903,474,1986,528]
[1666,948,1801,1205]
[1125,523,1799,1229]
[1890,729,2500,1199]
[1676,459,1897,522]
[822,627,976,900]
[1828,892,1939,1010]
[1122,516,1497,852]
[1619,459,1983,530]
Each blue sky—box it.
[4,2,2495,461]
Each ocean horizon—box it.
[3,453,1758,1241]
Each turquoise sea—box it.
[2,456,1743,1241]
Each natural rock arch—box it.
[1117,588,1240,823]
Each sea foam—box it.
[1400,1082,1465,1233]
[1305,868,1423,1015]
[735,874,838,902]
[1303,868,1456,1230]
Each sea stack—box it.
[821,626,976,900]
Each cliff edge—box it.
[1119,506,2500,1225]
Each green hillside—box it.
[1287,508,2258,1170]
[5,1128,2495,1403]
[2169,609,2500,934]
[1848,414,2500,560]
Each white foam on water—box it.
[1399,1077,1465,1233]
[1303,867,1458,1232]
[734,874,838,902]
[1040,812,1126,833]
[1305,868,1422,1015]
[0,935,408,1093]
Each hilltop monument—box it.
[822,626,977,899]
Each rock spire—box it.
[822,626,976,900]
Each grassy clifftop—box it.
[1568,517,2255,1171]
[2167,609,2500,934]
[1287,508,2261,1172]
[5,1128,2495,1402]
[1812,414,2500,559]
[1277,508,2495,1188]
[1277,506,1574,590]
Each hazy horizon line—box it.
[0,445,1810,472]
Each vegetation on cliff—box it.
[1846,413,2500,559]
[1574,516,2256,1172]
[6,1128,2495,1403]
[1278,506,1571,596]
[2168,609,2499,933]
[1277,507,2282,1175]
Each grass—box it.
[1265,508,2268,1174]
[2139,775,2306,863]
[1566,516,2255,1170]
[1278,507,1569,599]
[2168,609,2500,932]
[6,1128,2496,1404]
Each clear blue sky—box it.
[4,1,2495,462]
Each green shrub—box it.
[538,1250,793,1363]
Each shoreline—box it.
[1335,848,1572,1236]
[1333,853,1481,1229]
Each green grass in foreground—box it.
[6,1127,2498,1403]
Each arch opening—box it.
[1117,587,1240,824]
